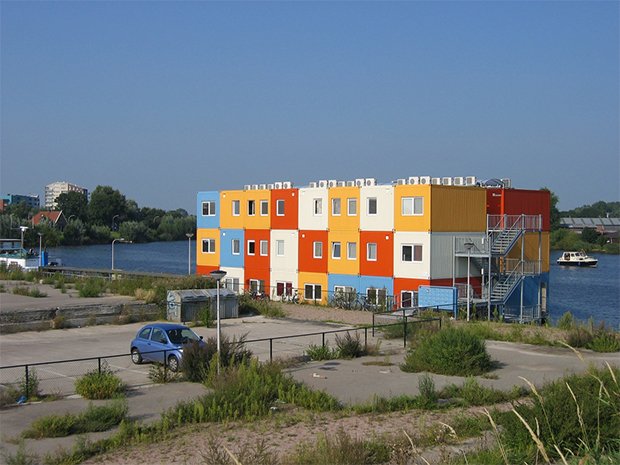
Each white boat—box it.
[557,251,598,267]
[0,239,41,271]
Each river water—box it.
[46,242,619,329]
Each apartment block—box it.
[44,182,88,209]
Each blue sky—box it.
[1,1,618,213]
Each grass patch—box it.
[401,327,493,376]
[76,278,107,297]
[11,286,47,298]
[23,399,128,438]
[75,363,125,399]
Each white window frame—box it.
[367,287,387,305]
[232,200,240,216]
[304,283,322,300]
[276,281,293,297]
[249,279,264,293]
[276,199,285,216]
[347,242,357,260]
[231,238,240,255]
[402,244,423,262]
[313,198,323,216]
[202,201,216,216]
[401,197,424,216]
[367,197,378,215]
[276,239,285,256]
[331,198,341,216]
[224,277,240,293]
[400,290,415,308]
[248,200,256,216]
[347,198,357,216]
[313,241,323,259]
[202,238,216,254]
[260,239,268,256]
[260,200,269,216]
[367,242,377,261]
[331,241,341,259]
[247,240,256,255]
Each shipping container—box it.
[244,188,271,230]
[430,232,485,280]
[298,271,328,304]
[328,186,360,232]
[359,231,394,277]
[244,229,271,293]
[270,229,299,273]
[219,266,244,294]
[197,192,220,230]
[393,184,431,232]
[486,188,550,231]
[359,185,394,232]
[298,230,329,274]
[220,190,245,230]
[196,228,220,269]
[219,229,244,269]
[430,186,486,232]
[327,230,360,276]
[270,188,299,230]
[298,186,329,231]
[506,231,550,273]
[393,231,431,280]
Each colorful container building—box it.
[196,177,550,322]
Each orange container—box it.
[359,231,393,277]
[298,230,329,274]
[271,188,299,230]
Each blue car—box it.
[130,323,203,372]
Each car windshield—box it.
[166,328,200,345]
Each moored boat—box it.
[0,239,43,271]
[557,251,598,267]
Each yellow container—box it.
[327,230,360,275]
[220,190,245,230]
[297,271,328,304]
[244,189,271,230]
[430,186,487,232]
[328,186,360,232]
[506,232,550,273]
[393,184,431,232]
[196,228,220,268]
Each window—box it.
[331,242,341,259]
[276,199,285,216]
[313,198,323,215]
[347,198,357,216]
[402,197,424,216]
[249,279,264,293]
[400,291,416,308]
[304,283,322,300]
[260,200,268,216]
[224,277,240,293]
[331,198,341,216]
[202,201,216,216]
[276,240,285,256]
[232,239,240,255]
[247,240,255,255]
[202,238,216,254]
[367,197,377,215]
[151,328,167,344]
[402,244,423,262]
[138,327,151,340]
[276,281,293,297]
[260,240,268,256]
[347,242,357,260]
[248,200,256,216]
[367,288,387,306]
[367,242,377,261]
[313,241,323,258]
[232,200,240,216]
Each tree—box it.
[88,186,127,227]
[63,219,87,245]
[56,191,88,221]
[580,228,600,244]
[541,188,561,230]
[118,221,149,243]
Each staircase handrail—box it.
[492,260,524,301]
[503,258,541,275]
[487,214,542,232]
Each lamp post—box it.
[111,238,131,270]
[464,242,474,322]
[186,233,194,275]
[38,233,43,267]
[209,269,227,374]
[19,226,29,250]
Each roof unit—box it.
[318,180,328,188]
[243,185,251,191]
[442,177,453,186]
[251,184,259,190]
[465,176,477,186]
[501,178,512,188]
[395,178,406,185]
[365,178,376,186]
[453,177,465,186]
[259,184,267,190]
[419,176,431,185]
[327,179,338,188]
[431,177,441,185]
[355,178,365,187]
[267,183,275,190]
[337,181,346,187]
[408,176,419,185]
[273,182,283,189]
[308,181,318,188]
[346,180,355,187]
[282,181,292,189]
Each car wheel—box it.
[131,348,142,365]
[167,355,180,372]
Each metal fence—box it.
[0,317,441,400]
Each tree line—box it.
[0,186,195,248]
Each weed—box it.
[418,373,438,408]
[74,363,125,399]
[2,442,38,465]
[148,363,181,384]
[306,343,337,361]
[51,314,67,329]
[401,327,493,376]
[193,305,213,327]
[201,435,279,465]
[334,331,364,358]
[76,278,107,297]
[557,311,576,330]
[439,377,526,406]
[19,369,40,400]
[11,286,47,298]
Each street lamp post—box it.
[19,226,29,250]
[186,233,194,275]
[464,242,474,322]
[38,233,43,267]
[209,270,227,374]
[111,238,131,270]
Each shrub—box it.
[193,305,213,327]
[75,364,125,399]
[180,335,252,383]
[19,369,40,400]
[566,326,594,348]
[557,311,576,330]
[334,331,364,358]
[587,330,620,352]
[77,278,107,297]
[148,364,181,384]
[418,373,438,408]
[306,343,337,361]
[401,327,493,376]
[439,377,526,406]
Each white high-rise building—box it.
[44,182,88,209]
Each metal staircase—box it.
[490,228,523,256]
[490,262,523,302]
